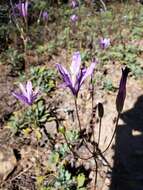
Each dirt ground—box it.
[0,51,143,190]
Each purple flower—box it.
[15,1,28,18]
[99,38,110,49]
[70,0,79,8]
[70,14,78,23]
[42,11,48,22]
[12,81,39,105]
[116,67,130,113]
[56,52,96,97]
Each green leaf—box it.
[77,173,85,188]
[50,152,59,164]
[65,170,71,181]
[58,126,65,134]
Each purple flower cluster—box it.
[56,52,96,97]
[42,11,48,22]
[13,1,49,25]
[15,1,28,18]
[70,0,79,8]
[70,14,78,23]
[99,38,110,49]
[12,81,39,105]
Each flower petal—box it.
[25,1,28,17]
[26,81,33,103]
[12,92,29,105]
[70,52,81,86]
[56,64,72,86]
[19,83,27,97]
[56,63,77,95]
[21,2,28,17]
[74,68,86,96]
[21,3,25,17]
[80,62,96,85]
[70,51,81,76]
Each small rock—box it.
[45,121,57,136]
[132,129,142,136]
[105,178,111,186]
[0,145,17,181]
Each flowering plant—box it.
[12,81,39,105]
[56,52,96,97]
[99,38,110,49]
[15,1,28,18]
[70,14,78,23]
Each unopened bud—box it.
[116,67,130,113]
[98,103,104,118]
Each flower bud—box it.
[98,103,104,118]
[116,67,130,113]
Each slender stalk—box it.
[94,158,98,190]
[10,0,28,72]
[91,76,94,113]
[97,118,102,147]
[90,75,97,153]
[74,97,93,154]
[37,10,43,24]
[24,2,28,72]
[22,36,28,72]
[91,76,96,144]
[96,146,112,170]
[74,97,82,131]
[102,113,120,154]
